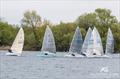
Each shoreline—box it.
[0,46,37,51]
[0,46,120,54]
[0,46,10,50]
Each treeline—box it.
[0,8,120,53]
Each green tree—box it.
[76,8,120,53]
[0,20,17,46]
[0,8,120,53]
[21,10,42,50]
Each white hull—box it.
[6,52,21,56]
[64,53,84,58]
[37,51,56,57]
[85,54,109,58]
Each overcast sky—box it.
[0,0,120,25]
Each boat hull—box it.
[64,53,84,58]
[37,51,56,57]
[6,52,21,56]
[85,54,109,58]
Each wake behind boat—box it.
[38,26,56,57]
[6,27,24,56]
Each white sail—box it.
[86,27,103,56]
[41,26,56,53]
[105,28,114,54]
[81,27,92,54]
[69,27,83,54]
[11,27,24,54]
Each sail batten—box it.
[41,26,56,53]
[69,27,83,54]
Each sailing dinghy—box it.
[105,28,114,55]
[38,26,56,57]
[85,27,104,57]
[65,27,83,57]
[81,27,92,56]
[6,27,24,56]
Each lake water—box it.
[0,51,120,79]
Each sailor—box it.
[8,49,13,53]
[93,53,96,55]
[44,53,48,55]
[71,53,75,56]
[82,53,86,56]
